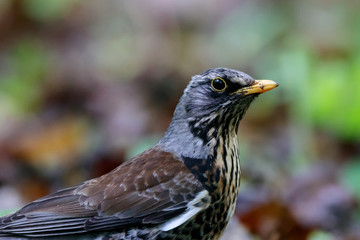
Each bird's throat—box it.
[158,109,241,159]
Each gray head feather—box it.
[157,68,257,159]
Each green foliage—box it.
[308,231,334,240]
[340,159,360,200]
[0,38,49,114]
[309,58,360,140]
[0,209,15,218]
[23,0,78,21]
[212,2,288,67]
[126,135,160,160]
[258,41,360,141]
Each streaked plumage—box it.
[0,68,278,240]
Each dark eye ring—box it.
[211,77,227,92]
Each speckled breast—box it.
[160,139,241,240]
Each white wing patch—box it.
[158,190,210,232]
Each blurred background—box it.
[0,0,359,239]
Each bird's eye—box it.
[211,77,227,92]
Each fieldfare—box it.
[0,68,278,240]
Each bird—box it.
[0,68,278,240]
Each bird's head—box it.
[159,67,278,157]
[175,68,278,127]
[181,68,277,118]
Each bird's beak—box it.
[234,80,279,96]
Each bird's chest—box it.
[204,137,241,238]
[171,137,241,240]
[209,134,241,234]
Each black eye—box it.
[211,77,227,92]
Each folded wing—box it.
[0,148,208,238]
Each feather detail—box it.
[0,148,205,237]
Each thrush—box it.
[0,68,278,240]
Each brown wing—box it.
[0,148,207,238]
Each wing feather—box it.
[0,148,207,237]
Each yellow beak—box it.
[234,80,279,96]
